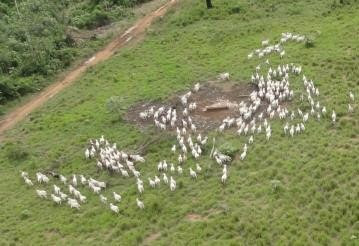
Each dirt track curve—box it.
[0,0,177,139]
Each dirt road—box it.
[0,0,177,139]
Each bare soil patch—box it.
[185,213,207,222]
[125,80,258,131]
[44,229,61,240]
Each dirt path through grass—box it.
[0,0,177,139]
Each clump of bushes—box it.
[218,142,238,158]
[73,9,112,30]
[106,96,127,121]
[4,142,29,161]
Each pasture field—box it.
[0,0,358,245]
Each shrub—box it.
[218,142,238,158]
[106,96,127,121]
[0,75,38,102]
[305,36,315,48]
[229,6,241,14]
[20,210,31,220]
[151,201,162,213]
[270,179,282,192]
[0,77,19,101]
[5,142,29,161]
[81,9,112,29]
[178,180,184,189]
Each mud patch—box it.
[125,80,258,131]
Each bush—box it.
[0,77,19,101]
[218,142,238,158]
[75,9,112,29]
[151,201,162,213]
[178,180,184,189]
[5,142,29,161]
[106,96,126,121]
[228,6,241,14]
[20,210,31,220]
[270,180,282,193]
[0,50,17,74]
[0,76,37,102]
[305,36,315,48]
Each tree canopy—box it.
[0,0,150,103]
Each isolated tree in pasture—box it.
[106,96,126,121]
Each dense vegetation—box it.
[0,0,150,104]
[0,0,358,245]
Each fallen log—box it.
[203,101,239,111]
[203,105,229,111]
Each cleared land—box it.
[0,0,358,245]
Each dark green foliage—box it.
[0,75,40,102]
[218,142,238,158]
[0,0,149,104]
[305,35,315,48]
[20,210,31,220]
[206,0,213,9]
[228,6,241,14]
[4,142,29,161]
[74,8,112,29]
[331,0,358,8]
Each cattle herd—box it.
[20,33,355,213]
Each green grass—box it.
[1,0,359,245]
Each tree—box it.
[206,0,213,9]
[106,96,126,121]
